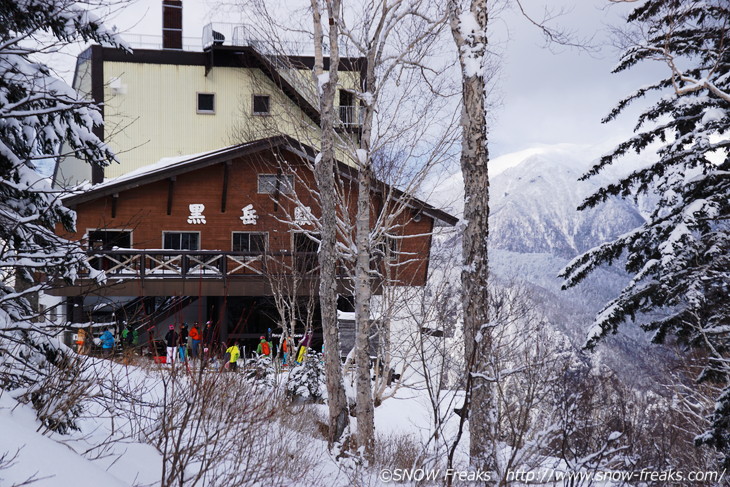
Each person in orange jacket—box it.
[256,336,271,356]
[281,335,292,365]
[75,327,87,355]
[189,322,202,359]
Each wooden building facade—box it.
[52,136,456,350]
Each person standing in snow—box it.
[226,341,241,371]
[281,335,292,366]
[296,330,312,364]
[121,323,132,350]
[178,323,189,362]
[189,322,201,359]
[100,327,115,358]
[256,336,271,357]
[165,324,178,364]
[202,320,215,356]
[76,327,87,355]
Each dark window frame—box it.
[87,229,133,250]
[375,236,399,262]
[257,174,294,194]
[231,232,268,253]
[197,92,216,114]
[252,94,271,115]
[162,231,200,250]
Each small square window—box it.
[253,95,270,115]
[375,236,399,262]
[258,174,294,194]
[197,93,215,113]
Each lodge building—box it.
[48,1,457,353]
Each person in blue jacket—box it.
[100,328,115,358]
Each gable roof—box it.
[62,135,458,226]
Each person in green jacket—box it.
[256,336,271,356]
[226,341,241,371]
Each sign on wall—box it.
[187,204,206,224]
[240,204,258,225]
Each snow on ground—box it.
[0,381,161,487]
[0,351,469,487]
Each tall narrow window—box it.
[163,232,199,250]
[374,236,399,262]
[339,90,354,125]
[197,93,215,114]
[252,94,270,115]
[294,232,320,273]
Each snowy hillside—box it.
[429,144,675,386]
[489,150,645,257]
[428,143,652,258]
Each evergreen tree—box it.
[0,0,127,388]
[560,0,729,463]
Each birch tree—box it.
[309,0,350,446]
[339,1,451,461]
[230,0,457,457]
[447,0,495,473]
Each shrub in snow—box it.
[8,331,89,434]
[245,355,276,388]
[286,353,324,401]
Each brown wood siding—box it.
[62,151,434,287]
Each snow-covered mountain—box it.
[429,143,674,386]
[489,150,645,258]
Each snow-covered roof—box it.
[61,135,458,225]
[62,136,298,205]
[64,140,266,199]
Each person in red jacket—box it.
[189,322,201,359]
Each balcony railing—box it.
[338,105,364,127]
[84,250,323,280]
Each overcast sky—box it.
[57,0,666,163]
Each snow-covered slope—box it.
[490,150,645,257]
[429,143,674,386]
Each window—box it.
[257,174,294,194]
[340,90,355,125]
[88,230,132,250]
[88,230,132,272]
[375,236,399,262]
[294,232,320,273]
[197,93,215,113]
[252,94,270,115]
[163,232,199,250]
[232,232,267,253]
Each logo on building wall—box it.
[187,204,206,224]
[240,204,258,225]
[294,206,314,226]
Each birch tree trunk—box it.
[311,0,349,446]
[354,73,376,461]
[447,0,496,473]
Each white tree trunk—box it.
[448,0,496,473]
[354,97,375,460]
[311,0,350,445]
